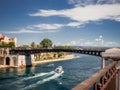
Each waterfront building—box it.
[0,33,17,47]
[0,48,35,68]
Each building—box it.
[0,33,17,47]
[9,38,17,47]
[0,48,35,68]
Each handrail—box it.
[72,61,118,90]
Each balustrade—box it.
[72,61,119,90]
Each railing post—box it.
[97,83,102,90]
[108,72,116,90]
[118,69,120,90]
[93,83,97,90]
[116,68,120,90]
[102,58,105,69]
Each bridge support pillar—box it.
[17,54,35,67]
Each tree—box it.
[64,45,73,49]
[40,38,53,48]
[1,42,8,47]
[36,44,42,48]
[22,45,30,48]
[8,42,15,48]
[31,42,36,48]
[0,42,15,48]
[58,52,65,57]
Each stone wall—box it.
[0,54,35,68]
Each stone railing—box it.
[72,61,119,90]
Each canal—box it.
[0,54,101,90]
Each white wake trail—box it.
[23,71,54,81]
[11,71,54,85]
[21,71,64,90]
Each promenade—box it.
[34,54,78,65]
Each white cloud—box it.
[5,29,37,34]
[105,41,118,46]
[68,0,120,6]
[65,35,119,47]
[29,4,120,27]
[67,22,83,27]
[69,41,79,45]
[96,0,120,4]
[95,35,104,46]
[5,23,63,34]
[33,24,63,29]
[68,0,97,6]
[99,35,103,39]
[29,10,61,17]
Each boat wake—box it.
[20,66,64,90]
[10,72,52,85]
[47,63,54,67]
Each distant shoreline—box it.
[34,54,79,65]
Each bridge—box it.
[9,48,120,90]
[9,48,104,56]
[0,48,120,90]
[0,48,105,68]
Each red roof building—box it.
[0,33,17,47]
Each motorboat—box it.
[54,66,64,74]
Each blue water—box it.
[0,54,101,90]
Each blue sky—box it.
[0,0,120,47]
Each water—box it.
[0,54,101,90]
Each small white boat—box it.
[54,66,64,74]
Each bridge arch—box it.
[6,57,10,65]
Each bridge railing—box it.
[72,61,119,90]
[102,52,120,60]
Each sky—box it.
[0,0,120,47]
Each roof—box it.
[0,34,3,39]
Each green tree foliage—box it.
[40,38,53,48]
[0,42,15,48]
[54,45,64,49]
[21,45,30,48]
[31,42,36,48]
[1,42,7,47]
[0,42,6,47]
[54,45,73,49]
[64,45,73,49]
[58,52,65,57]
[37,44,42,48]
[8,42,15,48]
